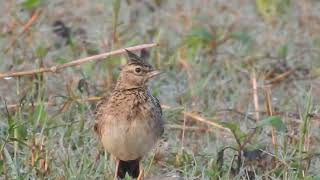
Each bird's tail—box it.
[117,159,140,179]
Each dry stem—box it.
[251,70,260,121]
[264,85,278,152]
[0,43,158,79]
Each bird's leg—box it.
[114,160,119,180]
[137,166,144,180]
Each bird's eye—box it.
[135,67,142,73]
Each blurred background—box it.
[1,0,320,179]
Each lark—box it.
[94,49,164,180]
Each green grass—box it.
[1,0,320,179]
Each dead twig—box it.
[264,86,278,153]
[21,10,42,34]
[161,105,231,132]
[180,106,187,151]
[265,67,299,85]
[251,70,259,121]
[236,70,261,149]
[0,43,158,79]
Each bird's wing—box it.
[152,96,164,136]
[94,96,109,137]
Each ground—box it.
[1,0,320,179]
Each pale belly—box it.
[101,116,158,161]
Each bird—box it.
[94,48,164,180]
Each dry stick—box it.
[161,105,231,132]
[265,67,298,85]
[265,85,278,152]
[184,111,230,132]
[21,10,42,33]
[0,43,158,79]
[239,70,261,149]
[252,70,260,121]
[180,107,187,152]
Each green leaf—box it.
[33,104,47,125]
[174,150,193,168]
[55,57,68,64]
[258,116,286,132]
[16,124,28,141]
[86,47,99,56]
[183,27,213,47]
[256,0,290,22]
[64,124,73,138]
[82,62,95,76]
[276,0,290,15]
[277,44,288,59]
[35,46,48,59]
[220,122,247,145]
[0,160,3,174]
[6,113,15,135]
[21,0,41,9]
[256,0,277,21]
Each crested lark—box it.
[94,49,164,179]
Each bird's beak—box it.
[147,70,162,79]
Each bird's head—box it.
[115,49,161,90]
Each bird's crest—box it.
[125,49,151,67]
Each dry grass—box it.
[1,0,320,179]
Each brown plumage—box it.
[94,49,164,179]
